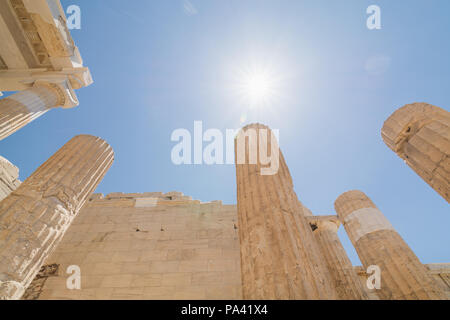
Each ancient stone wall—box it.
[27,192,242,300]
[22,190,450,300]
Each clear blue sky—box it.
[1,0,449,265]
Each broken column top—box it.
[334,190,378,221]
[381,102,449,153]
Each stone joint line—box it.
[343,207,395,242]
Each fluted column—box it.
[307,215,370,300]
[0,81,69,140]
[235,123,338,299]
[0,135,114,300]
[382,102,449,203]
[335,190,446,300]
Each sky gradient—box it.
[0,0,449,265]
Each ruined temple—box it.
[0,0,449,300]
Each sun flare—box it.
[236,65,278,108]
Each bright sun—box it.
[236,65,277,108]
[246,72,270,98]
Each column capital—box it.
[33,80,79,109]
[307,215,340,233]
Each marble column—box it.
[235,123,338,299]
[0,81,69,141]
[335,190,446,300]
[307,215,370,300]
[382,102,449,203]
[0,135,114,300]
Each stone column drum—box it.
[307,215,370,300]
[0,81,68,141]
[0,135,114,300]
[382,103,450,203]
[335,190,446,300]
[235,123,337,299]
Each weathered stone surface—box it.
[235,123,338,299]
[0,156,21,201]
[307,215,370,300]
[22,263,59,300]
[425,263,450,299]
[0,135,114,300]
[382,103,450,202]
[335,190,446,300]
[23,192,242,300]
[15,186,450,301]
